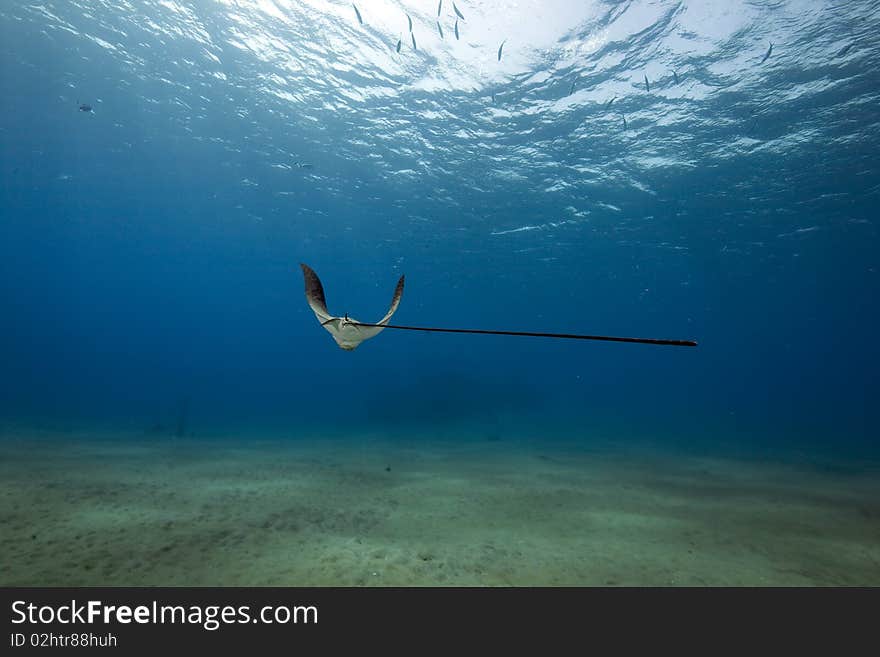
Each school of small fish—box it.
[341,4,854,135]
[74,3,858,135]
[349,2,502,59]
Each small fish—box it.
[569,79,576,96]
[606,96,616,108]
[437,22,443,39]
[437,0,443,17]
[491,93,496,104]
[672,70,679,84]
[407,13,412,32]
[395,38,402,53]
[412,33,417,50]
[837,43,853,57]
[760,42,773,64]
[454,19,459,40]
[644,74,650,92]
[453,2,465,20]
[497,40,506,62]
[622,114,627,130]
[78,103,92,112]
[352,4,362,25]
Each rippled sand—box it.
[1,431,878,586]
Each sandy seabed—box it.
[1,431,878,586]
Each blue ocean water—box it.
[1,0,877,454]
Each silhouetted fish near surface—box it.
[622,114,627,130]
[395,38,401,53]
[672,70,679,84]
[644,75,650,92]
[569,78,576,96]
[437,0,443,17]
[497,40,506,62]
[78,103,92,112]
[760,43,773,64]
[437,22,443,39]
[837,43,853,57]
[454,19,459,40]
[407,13,412,32]
[606,96,616,108]
[352,4,362,25]
[453,2,465,20]
[412,33,417,50]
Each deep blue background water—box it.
[1,1,877,452]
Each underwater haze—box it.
[1,0,879,586]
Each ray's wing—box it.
[376,274,405,325]
[300,263,333,323]
[347,274,404,344]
